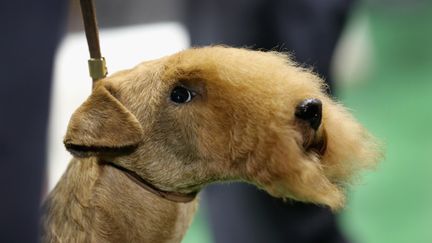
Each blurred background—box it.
[1,0,431,242]
[51,1,432,242]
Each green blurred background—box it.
[182,2,432,243]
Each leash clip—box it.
[88,57,107,81]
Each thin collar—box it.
[99,160,198,203]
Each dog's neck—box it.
[99,160,198,203]
[42,157,198,243]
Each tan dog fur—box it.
[42,46,380,242]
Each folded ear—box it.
[64,85,143,158]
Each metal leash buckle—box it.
[88,57,107,81]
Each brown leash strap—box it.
[79,0,107,83]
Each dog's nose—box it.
[295,98,322,130]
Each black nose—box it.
[295,98,322,130]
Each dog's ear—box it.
[64,85,143,158]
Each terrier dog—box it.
[42,46,380,243]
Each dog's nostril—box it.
[295,98,322,130]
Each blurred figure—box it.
[0,1,66,242]
[184,0,354,242]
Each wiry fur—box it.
[42,47,380,242]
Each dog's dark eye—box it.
[170,86,195,104]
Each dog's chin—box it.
[262,180,345,211]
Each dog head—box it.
[64,47,380,209]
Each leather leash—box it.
[78,1,197,203]
[79,0,107,84]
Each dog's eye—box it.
[170,86,195,104]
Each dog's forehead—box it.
[164,47,290,80]
[108,47,326,114]
[160,47,324,99]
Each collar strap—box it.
[99,161,198,203]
